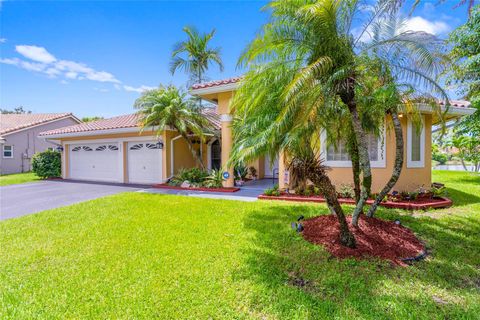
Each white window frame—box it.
[2,145,13,158]
[407,116,425,168]
[320,127,386,168]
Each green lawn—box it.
[0,171,479,319]
[0,172,40,186]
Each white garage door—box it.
[127,142,162,184]
[69,143,121,183]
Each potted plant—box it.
[249,166,257,180]
[234,163,248,186]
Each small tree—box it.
[31,150,61,179]
[135,85,214,169]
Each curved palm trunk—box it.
[367,110,403,217]
[311,174,356,248]
[340,78,372,227]
[181,133,206,169]
[346,102,372,227]
[348,135,362,205]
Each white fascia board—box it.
[189,82,239,97]
[417,104,475,116]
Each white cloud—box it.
[123,85,156,93]
[0,38,6,43]
[0,57,46,73]
[2,42,149,92]
[16,45,57,63]
[65,71,78,79]
[404,16,450,35]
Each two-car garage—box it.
[68,140,163,184]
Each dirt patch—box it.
[302,215,425,266]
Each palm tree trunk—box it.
[181,133,206,169]
[340,78,372,227]
[311,174,356,248]
[348,135,361,205]
[346,102,372,227]
[367,110,403,217]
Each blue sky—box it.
[0,0,470,118]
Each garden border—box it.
[153,184,240,193]
[258,194,453,210]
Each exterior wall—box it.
[163,130,209,178]
[0,117,79,175]
[326,114,432,193]
[212,90,433,193]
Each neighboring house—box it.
[39,77,476,192]
[0,113,81,175]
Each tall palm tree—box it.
[232,0,447,228]
[170,26,224,86]
[135,85,213,169]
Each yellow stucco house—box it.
[40,77,475,192]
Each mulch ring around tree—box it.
[302,215,425,266]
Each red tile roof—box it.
[191,78,472,110]
[0,113,75,136]
[191,77,242,90]
[39,109,221,137]
[39,114,139,136]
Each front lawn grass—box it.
[0,170,479,319]
[0,172,40,186]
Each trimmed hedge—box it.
[32,150,61,179]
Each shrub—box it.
[234,163,248,180]
[431,186,447,198]
[204,169,224,188]
[264,184,280,196]
[31,150,61,179]
[432,152,448,165]
[338,184,355,199]
[170,168,209,186]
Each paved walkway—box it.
[144,178,277,202]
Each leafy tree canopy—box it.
[0,106,32,114]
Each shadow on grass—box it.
[236,204,480,319]
[446,187,480,206]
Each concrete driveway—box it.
[0,180,146,220]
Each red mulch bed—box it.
[153,184,240,193]
[258,193,452,210]
[302,215,425,266]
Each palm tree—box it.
[135,85,213,169]
[170,26,224,87]
[232,0,447,228]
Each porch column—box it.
[278,150,288,190]
[62,143,69,179]
[220,114,234,187]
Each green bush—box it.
[432,152,448,165]
[338,184,355,199]
[234,163,248,180]
[264,184,280,196]
[169,168,209,186]
[31,150,61,179]
[204,169,224,188]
